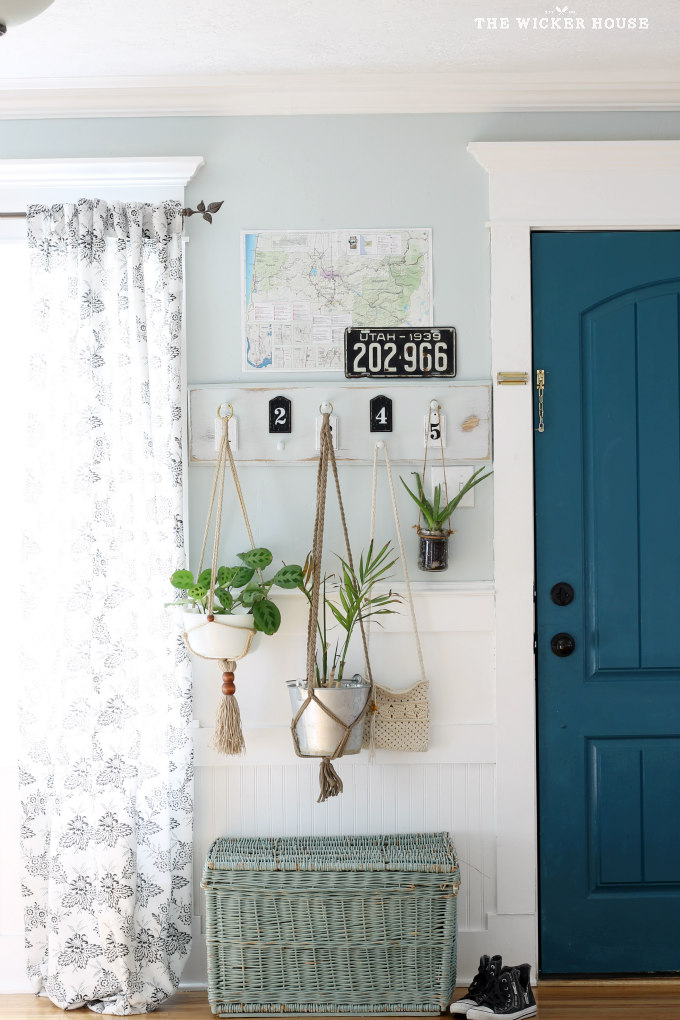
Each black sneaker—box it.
[449,955,503,1015]
[467,965,536,1019]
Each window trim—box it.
[0,156,204,211]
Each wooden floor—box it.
[1,982,679,1020]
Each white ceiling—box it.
[0,0,679,116]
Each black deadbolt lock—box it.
[550,582,575,606]
[551,632,576,657]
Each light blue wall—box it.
[5,112,680,581]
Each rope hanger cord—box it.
[365,440,431,755]
[419,403,449,534]
[182,405,260,756]
[369,442,427,688]
[195,406,262,618]
[291,411,375,802]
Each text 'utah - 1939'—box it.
[344,327,456,379]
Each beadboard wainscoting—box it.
[182,585,506,986]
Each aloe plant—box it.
[400,467,493,533]
[299,541,402,684]
[168,547,303,636]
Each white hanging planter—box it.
[182,610,257,660]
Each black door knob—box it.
[551,632,576,657]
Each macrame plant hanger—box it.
[366,440,429,754]
[290,408,375,803]
[420,401,449,534]
[183,404,262,756]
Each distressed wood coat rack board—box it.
[189,382,491,465]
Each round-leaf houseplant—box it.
[400,466,493,571]
[169,547,303,659]
[288,541,402,757]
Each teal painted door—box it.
[533,231,680,974]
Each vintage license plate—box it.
[344,327,456,379]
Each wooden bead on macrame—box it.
[222,671,235,696]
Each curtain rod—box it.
[0,201,224,225]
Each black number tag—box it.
[269,396,292,433]
[370,394,393,432]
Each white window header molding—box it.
[0,156,204,211]
[469,140,680,173]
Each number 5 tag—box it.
[423,412,446,448]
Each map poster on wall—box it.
[241,228,433,372]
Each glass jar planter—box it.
[417,529,451,571]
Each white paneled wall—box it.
[191,762,496,930]
[182,586,500,986]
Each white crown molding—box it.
[0,156,205,187]
[0,155,204,210]
[1,72,680,118]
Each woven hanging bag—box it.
[363,441,430,753]
[363,679,430,752]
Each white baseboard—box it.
[456,914,539,984]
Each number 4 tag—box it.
[423,412,446,448]
[370,394,393,432]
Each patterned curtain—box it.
[19,201,193,1014]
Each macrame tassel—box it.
[317,757,343,803]
[213,659,246,756]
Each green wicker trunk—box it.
[202,832,459,1017]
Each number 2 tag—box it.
[269,396,292,434]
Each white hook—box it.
[430,399,439,411]
[376,440,385,450]
[319,400,334,414]
[276,439,286,452]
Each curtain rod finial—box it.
[181,200,224,225]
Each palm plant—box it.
[299,541,402,685]
[400,466,493,534]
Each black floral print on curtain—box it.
[20,201,193,1014]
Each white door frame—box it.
[468,140,680,968]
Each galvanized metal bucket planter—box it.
[182,610,257,660]
[417,529,451,571]
[288,678,370,757]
